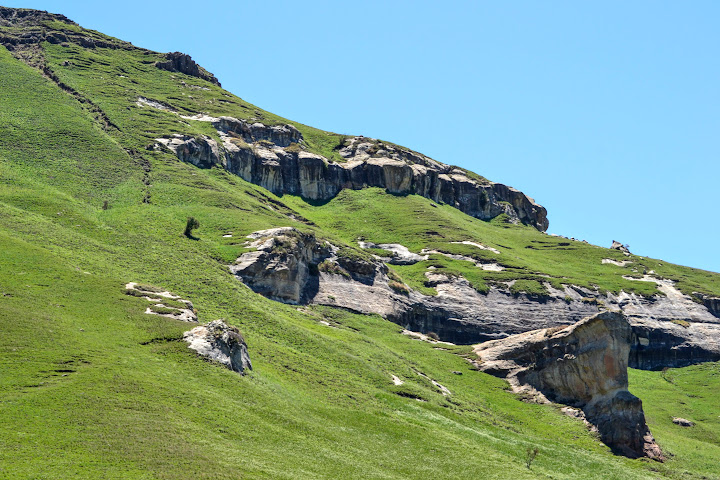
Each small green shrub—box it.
[229,137,250,150]
[184,217,200,238]
[671,319,691,328]
[134,284,165,293]
[509,280,548,297]
[318,260,350,278]
[368,247,395,258]
[525,447,539,469]
[285,142,302,154]
[389,280,410,295]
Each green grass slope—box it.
[0,13,719,479]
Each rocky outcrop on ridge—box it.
[0,7,137,52]
[157,118,548,231]
[611,240,631,255]
[231,228,720,370]
[0,8,217,90]
[155,52,221,86]
[184,320,252,374]
[474,311,664,460]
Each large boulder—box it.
[184,320,252,374]
[474,311,663,460]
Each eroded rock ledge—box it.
[474,311,664,460]
[158,117,548,231]
[231,228,720,371]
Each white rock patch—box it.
[136,97,176,112]
[359,241,428,265]
[451,240,501,255]
[125,282,197,322]
[402,329,455,345]
[602,258,632,267]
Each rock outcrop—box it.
[611,240,631,255]
[693,292,720,319]
[230,227,333,303]
[672,417,694,427]
[155,52,220,86]
[474,311,664,460]
[0,8,220,89]
[0,7,137,52]
[231,228,720,370]
[125,282,198,322]
[158,118,548,231]
[184,320,252,374]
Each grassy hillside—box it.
[1,12,719,479]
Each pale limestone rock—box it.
[184,320,251,374]
[358,242,428,265]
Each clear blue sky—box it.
[6,1,720,272]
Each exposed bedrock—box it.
[474,311,663,460]
[0,7,137,51]
[229,227,333,304]
[184,320,252,374]
[155,52,220,86]
[230,229,720,370]
[158,120,548,231]
[693,292,720,318]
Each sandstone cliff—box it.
[157,118,548,231]
[231,228,720,370]
[474,311,663,460]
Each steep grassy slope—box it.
[1,11,720,479]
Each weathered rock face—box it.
[611,240,631,255]
[474,311,663,460]
[629,319,720,370]
[0,7,136,52]
[231,229,720,370]
[155,52,221,86]
[159,134,221,169]
[229,227,333,304]
[183,320,252,374]
[693,292,720,319]
[158,118,549,231]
